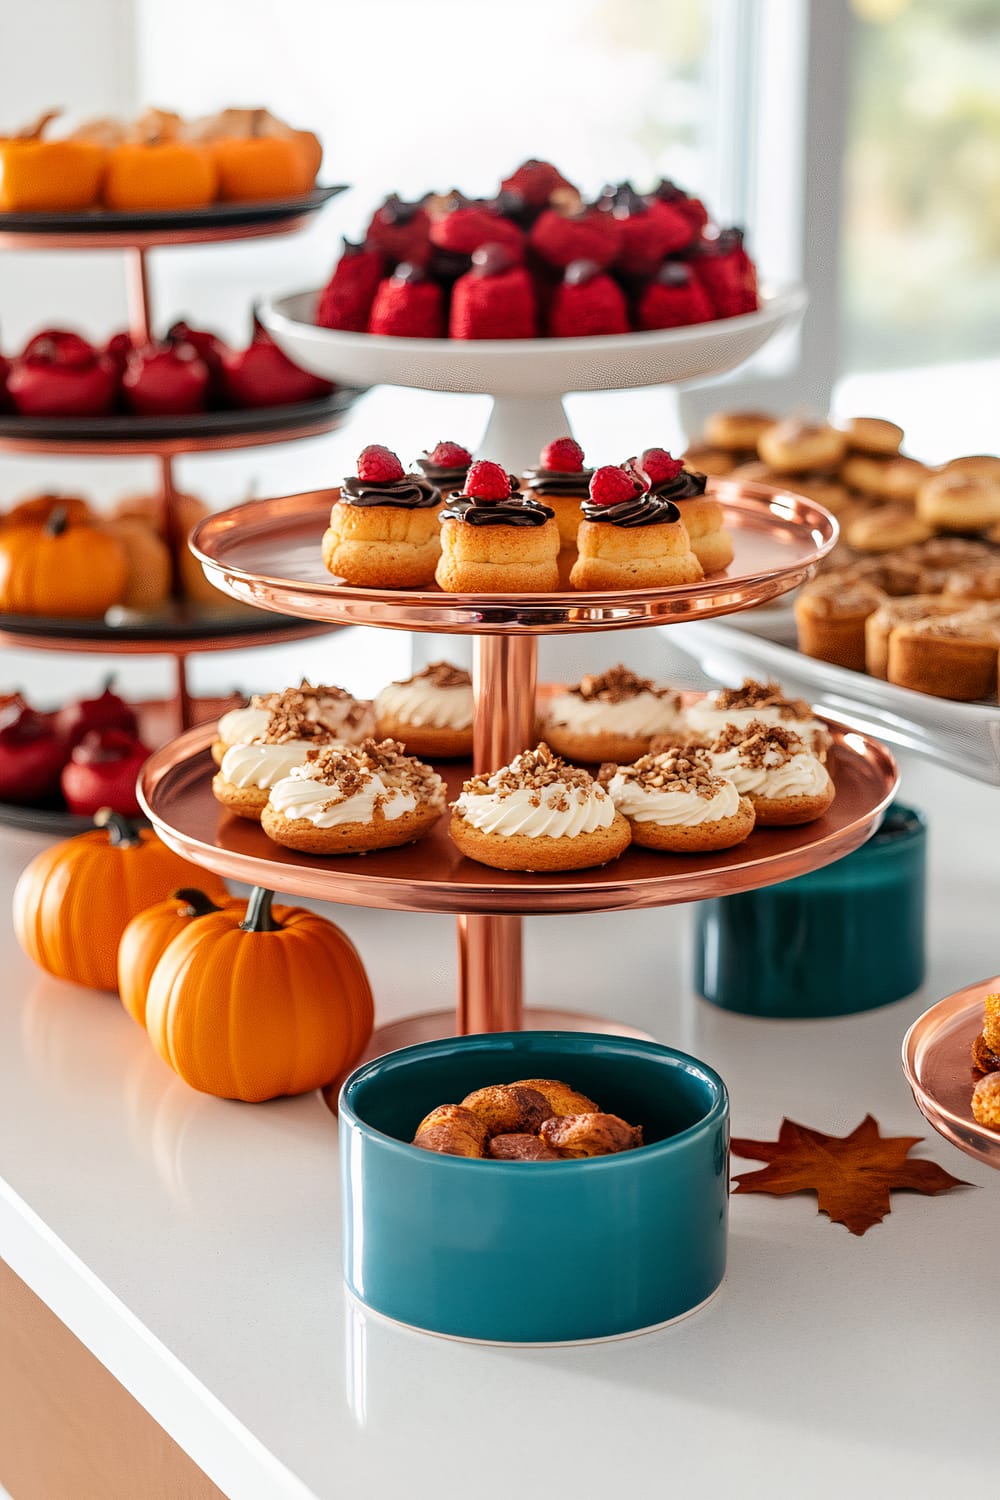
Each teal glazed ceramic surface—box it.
[696,803,926,1018]
[339,1031,729,1344]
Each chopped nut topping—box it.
[460,742,601,801]
[713,678,814,719]
[569,664,676,705]
[397,660,471,690]
[251,681,371,735]
[302,737,445,806]
[606,747,725,796]
[710,718,807,766]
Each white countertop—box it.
[1,745,996,1500]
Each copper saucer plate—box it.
[903,977,1000,1169]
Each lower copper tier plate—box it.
[903,978,1000,1169]
[190,480,836,634]
[139,718,897,915]
[0,605,337,656]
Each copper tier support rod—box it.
[124,245,152,345]
[457,633,538,1035]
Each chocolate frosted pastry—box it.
[339,472,439,509]
[624,448,732,571]
[579,476,681,529]
[415,439,473,498]
[627,452,708,503]
[440,482,554,527]
[523,465,596,498]
[436,459,561,592]
[521,436,594,549]
[571,463,703,589]
[324,444,444,588]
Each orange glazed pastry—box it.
[886,616,1000,701]
[570,464,703,590]
[436,461,560,594]
[202,108,316,200]
[794,576,887,671]
[323,444,442,588]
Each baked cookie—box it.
[570,464,703,590]
[704,719,835,826]
[322,444,442,588]
[539,663,684,764]
[842,416,903,456]
[703,410,775,453]
[916,470,1000,533]
[602,746,755,852]
[757,418,846,474]
[374,660,473,758]
[844,505,934,554]
[211,682,374,768]
[435,461,560,593]
[681,444,740,477]
[684,678,830,759]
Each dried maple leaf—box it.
[731,1114,971,1236]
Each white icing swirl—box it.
[219,740,334,790]
[454,779,614,838]
[607,771,741,826]
[216,695,375,749]
[376,677,474,731]
[686,697,829,755]
[543,689,682,739]
[707,745,832,800]
[217,705,271,746]
[267,759,445,829]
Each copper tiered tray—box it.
[903,979,1000,1169]
[135,476,892,1059]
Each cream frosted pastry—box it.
[213,681,375,762]
[450,742,630,872]
[211,696,352,822]
[261,738,446,854]
[684,678,830,758]
[374,661,474,758]
[601,747,754,852]
[540,664,683,763]
[704,720,834,826]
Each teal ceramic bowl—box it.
[339,1031,729,1344]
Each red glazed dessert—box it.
[547,260,628,338]
[691,228,759,319]
[56,678,139,748]
[364,194,432,267]
[0,698,67,804]
[500,159,579,216]
[60,727,150,818]
[122,337,210,416]
[449,244,537,340]
[221,318,332,407]
[597,183,691,275]
[8,331,117,417]
[529,206,621,270]
[368,263,446,337]
[166,320,230,398]
[316,240,383,332]
[647,178,708,240]
[637,262,714,330]
[429,205,523,259]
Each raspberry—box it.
[540,437,585,473]
[547,263,629,337]
[367,266,445,338]
[357,444,405,483]
[427,440,472,467]
[529,209,622,271]
[636,263,714,331]
[430,206,524,259]
[588,466,641,506]
[639,448,684,486]
[465,460,512,501]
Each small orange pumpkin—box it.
[103,110,216,211]
[0,505,128,618]
[117,887,234,1026]
[0,109,106,212]
[13,812,230,992]
[209,109,313,202]
[4,492,93,527]
[103,516,172,610]
[144,887,374,1101]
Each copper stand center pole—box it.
[457,634,539,1035]
[125,246,152,344]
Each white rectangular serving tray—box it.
[674,618,1000,785]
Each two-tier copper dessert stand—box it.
[138,478,899,1059]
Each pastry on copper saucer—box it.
[602,746,755,852]
[322,444,442,588]
[703,719,835,826]
[374,661,473,758]
[450,742,630,872]
[262,738,446,854]
[435,460,560,594]
[539,664,684,764]
[570,464,703,590]
[521,436,594,551]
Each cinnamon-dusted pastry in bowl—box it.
[435,461,560,594]
[322,444,442,588]
[262,738,446,854]
[212,681,373,767]
[630,448,733,572]
[601,747,755,853]
[487,1135,561,1161]
[794,575,887,671]
[510,1078,599,1116]
[684,678,830,758]
[450,743,631,872]
[374,660,473,758]
[864,596,958,679]
[461,1084,551,1136]
[539,1112,643,1158]
[570,464,703,590]
[539,664,684,764]
[842,416,903,457]
[703,720,835,826]
[916,470,1000,533]
[886,615,1000,701]
[413,1104,488,1158]
[757,418,846,474]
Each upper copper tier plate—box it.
[139,718,897,916]
[189,480,837,634]
[903,979,1000,1169]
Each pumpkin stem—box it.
[46,506,69,538]
[172,887,224,918]
[93,807,143,847]
[240,886,281,933]
[17,108,61,141]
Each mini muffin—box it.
[450,742,631,872]
[684,678,831,759]
[211,682,374,767]
[435,460,560,593]
[703,410,775,453]
[901,536,996,572]
[631,448,733,571]
[844,505,934,554]
[602,746,754,853]
[916,470,1000,533]
[842,416,904,456]
[570,464,703,590]
[262,738,446,854]
[847,554,928,596]
[757,418,846,474]
[704,720,835,826]
[539,663,684,764]
[375,660,473,758]
[941,565,1000,609]
[414,439,473,502]
[864,596,958,679]
[521,435,594,550]
[886,616,1000,701]
[322,444,442,588]
[794,575,887,671]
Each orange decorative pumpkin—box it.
[117,887,234,1026]
[144,887,374,1101]
[0,506,128,618]
[103,516,172,610]
[103,109,216,211]
[13,812,230,992]
[209,109,314,202]
[0,109,105,212]
[4,492,93,527]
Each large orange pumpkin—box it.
[13,812,230,992]
[117,887,234,1026]
[0,109,106,212]
[4,493,93,527]
[144,887,374,1101]
[0,506,128,618]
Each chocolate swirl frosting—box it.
[522,466,595,498]
[441,484,555,528]
[650,468,707,502]
[581,491,682,529]
[340,473,440,509]
[415,457,470,494]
